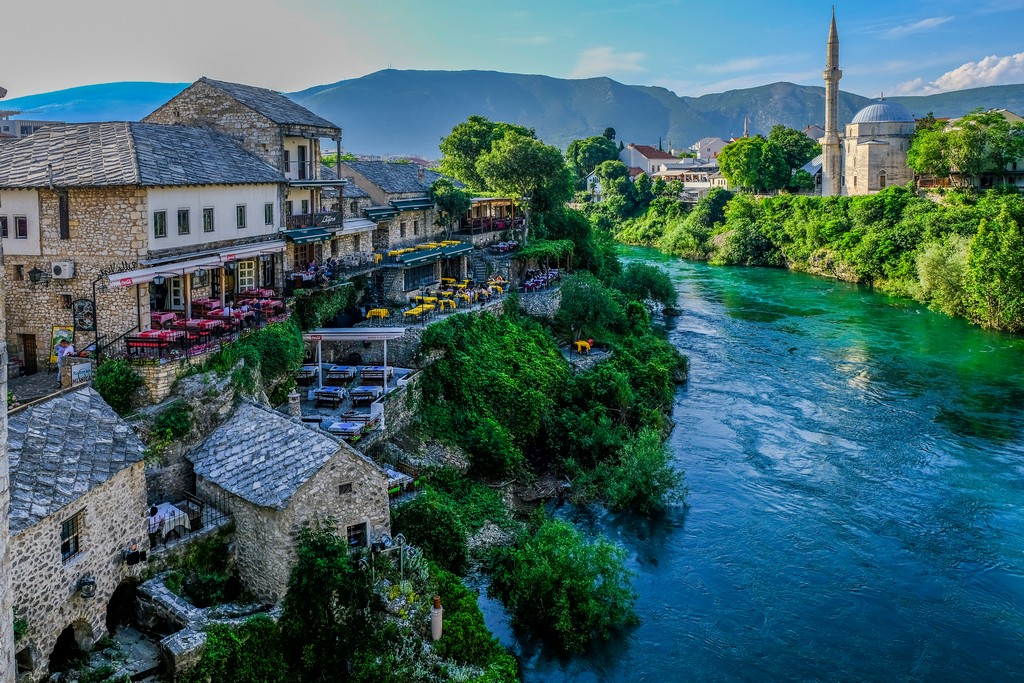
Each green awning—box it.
[285,227,331,244]
[366,206,399,221]
[401,249,442,266]
[440,243,473,257]
[391,197,435,211]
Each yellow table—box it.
[440,277,455,285]
[456,292,472,304]
[373,253,383,264]
[389,248,414,257]
[415,242,440,250]
[404,306,424,317]
[440,240,461,246]
[489,285,504,295]
[414,296,438,304]
[367,308,389,320]
[438,299,455,311]
[573,340,591,354]
[420,303,436,312]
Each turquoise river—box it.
[480,248,1024,682]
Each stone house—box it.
[6,387,147,680]
[339,161,472,298]
[187,401,391,604]
[0,121,288,375]
[142,78,357,280]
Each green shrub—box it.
[179,616,289,683]
[392,491,469,573]
[603,427,686,516]
[94,359,144,415]
[489,517,638,653]
[291,285,357,331]
[153,399,193,440]
[430,565,513,671]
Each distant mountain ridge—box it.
[6,71,1024,157]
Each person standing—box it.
[56,338,75,387]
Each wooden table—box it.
[150,311,178,326]
[314,386,346,408]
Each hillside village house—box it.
[339,160,473,298]
[619,143,679,175]
[0,121,288,376]
[143,78,353,285]
[7,388,147,680]
[688,137,728,159]
[187,401,391,603]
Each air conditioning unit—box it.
[51,261,75,279]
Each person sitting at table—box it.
[222,301,235,316]
[147,505,166,548]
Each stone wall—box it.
[1,245,16,683]
[324,326,423,369]
[9,462,147,681]
[380,372,423,440]
[4,186,148,373]
[197,444,390,604]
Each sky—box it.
[3,0,1024,100]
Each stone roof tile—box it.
[7,387,146,535]
[344,161,461,195]
[200,77,340,133]
[187,401,384,509]
[0,122,284,188]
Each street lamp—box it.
[27,267,50,286]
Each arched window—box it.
[878,170,887,189]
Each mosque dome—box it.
[851,100,915,124]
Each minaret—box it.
[821,7,843,196]
[0,83,15,683]
[743,116,749,138]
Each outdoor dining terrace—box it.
[292,362,415,446]
[116,293,289,364]
[362,276,511,326]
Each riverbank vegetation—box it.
[609,183,1024,332]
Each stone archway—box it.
[106,580,139,635]
[48,619,94,674]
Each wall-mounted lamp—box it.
[194,267,206,278]
[77,576,97,599]
[28,267,50,286]
[152,275,166,286]
[224,261,237,271]
[258,253,272,263]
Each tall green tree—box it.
[767,124,820,171]
[566,135,619,184]
[965,208,1024,330]
[439,115,534,190]
[719,136,790,192]
[907,110,1024,188]
[476,132,569,244]
[429,177,472,239]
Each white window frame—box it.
[237,260,257,290]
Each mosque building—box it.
[821,10,917,197]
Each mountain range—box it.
[5,70,1024,158]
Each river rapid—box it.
[479,248,1024,682]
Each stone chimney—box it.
[287,391,302,418]
[0,82,17,683]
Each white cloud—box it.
[570,47,646,79]
[883,16,953,38]
[893,52,1024,94]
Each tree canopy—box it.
[718,136,789,192]
[908,110,1024,187]
[439,115,534,190]
[566,135,619,183]
[767,124,820,171]
[429,177,472,239]
[476,132,569,243]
